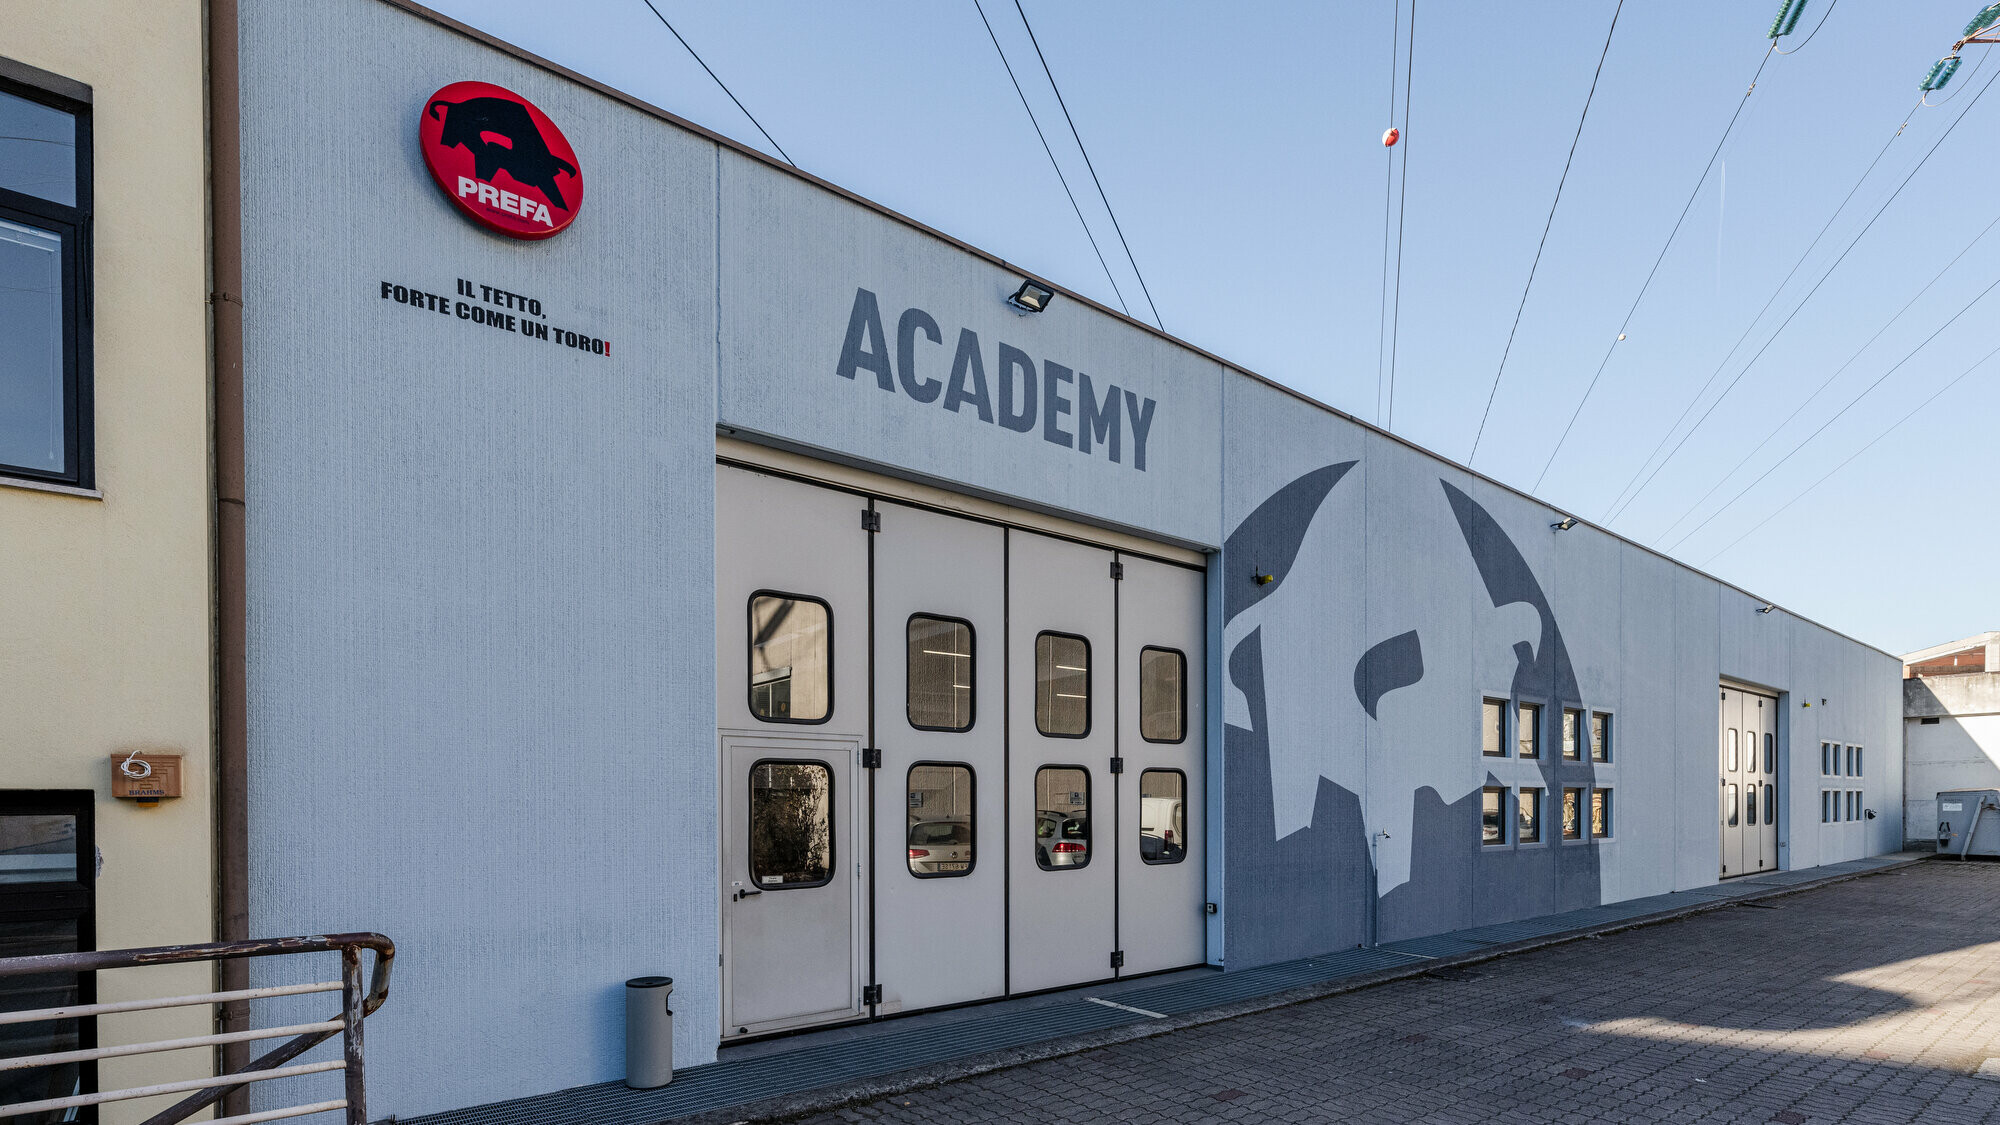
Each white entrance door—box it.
[1115,552,1206,976]
[1719,685,1780,878]
[1008,530,1118,993]
[870,500,1006,1012]
[721,738,862,1035]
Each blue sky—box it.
[429,0,1998,655]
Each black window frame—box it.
[0,72,92,489]
[1517,700,1542,760]
[1517,786,1543,844]
[904,760,976,880]
[0,788,99,1102]
[1137,767,1188,865]
[747,758,836,890]
[1480,698,1507,758]
[1480,785,1507,846]
[905,613,976,733]
[1137,645,1188,744]
[1561,786,1584,841]
[1032,764,1092,871]
[1591,787,1613,839]
[1590,711,1612,763]
[1561,708,1583,761]
[1033,631,1092,739]
[745,590,834,726]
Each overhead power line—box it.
[1531,43,1777,494]
[1468,0,1625,464]
[970,0,1132,315]
[1701,337,2000,565]
[1665,265,2000,555]
[1012,0,1165,330]
[1384,0,1418,431]
[638,0,793,165]
[1612,63,1998,532]
[1375,0,1403,426]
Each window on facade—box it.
[1517,787,1542,844]
[1034,766,1090,870]
[1763,732,1774,775]
[1481,787,1505,845]
[0,83,90,486]
[1481,699,1506,757]
[1035,633,1090,737]
[1725,729,1738,772]
[1821,790,1831,823]
[907,615,973,731]
[1821,742,1832,776]
[1138,769,1187,864]
[750,761,833,888]
[749,594,831,722]
[1562,709,1582,760]
[1745,784,1757,826]
[1591,788,1611,838]
[1139,647,1186,743]
[1849,791,1860,821]
[1763,782,1775,826]
[906,763,974,878]
[1727,784,1740,827]
[1517,702,1541,759]
[1590,712,1612,763]
[1562,788,1583,840]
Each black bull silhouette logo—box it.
[428,97,577,211]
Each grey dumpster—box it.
[1936,789,2000,858]
[626,976,674,1088]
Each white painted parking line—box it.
[1976,1058,2000,1080]
[1087,997,1166,1019]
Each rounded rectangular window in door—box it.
[907,763,975,877]
[748,593,831,723]
[1034,766,1090,870]
[908,616,974,731]
[1035,633,1090,737]
[750,760,834,888]
[1138,769,1186,864]
[1138,648,1185,743]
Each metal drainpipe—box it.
[206,0,252,1111]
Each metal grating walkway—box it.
[407,854,1920,1125]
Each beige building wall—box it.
[1,0,214,1117]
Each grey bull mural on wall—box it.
[1221,464,1600,967]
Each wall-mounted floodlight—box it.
[1007,280,1055,314]
[1551,516,1578,531]
[1253,572,1276,586]
[1759,603,1777,615]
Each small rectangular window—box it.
[1727,784,1740,827]
[1763,782,1775,826]
[1562,709,1582,760]
[750,760,833,889]
[1849,791,1859,821]
[907,615,974,732]
[1590,712,1611,763]
[1481,698,1506,757]
[1035,632,1090,737]
[1590,788,1611,838]
[1034,766,1090,870]
[1481,786,1506,845]
[1138,647,1186,743]
[0,82,90,487]
[1138,769,1187,864]
[1763,733,1774,775]
[1846,745,1856,776]
[1725,729,1738,772]
[1517,787,1542,844]
[1517,702,1542,759]
[907,763,974,878]
[1562,788,1583,840]
[1821,742,1831,775]
[749,593,832,723]
[1820,790,1830,823]
[1745,784,1757,826]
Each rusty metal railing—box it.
[0,932,394,1125]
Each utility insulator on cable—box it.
[1767,0,1807,39]
[1921,56,1963,91]
[1966,3,2000,38]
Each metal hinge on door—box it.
[1110,559,1124,580]
[1110,951,1124,969]
[863,984,883,1005]
[1109,757,1124,774]
[862,747,882,769]
[861,508,881,532]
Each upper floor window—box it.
[1517,702,1541,759]
[749,593,831,723]
[1590,712,1612,763]
[1480,698,1506,757]
[0,77,91,487]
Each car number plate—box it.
[939,861,968,871]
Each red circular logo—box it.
[419,81,582,240]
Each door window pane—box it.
[1138,647,1186,743]
[1764,783,1775,826]
[1727,784,1740,827]
[1481,699,1506,757]
[1590,712,1612,762]
[1481,786,1505,845]
[907,615,974,732]
[1562,788,1583,840]
[1764,733,1774,775]
[0,918,84,1114]
[0,217,67,475]
[1034,767,1090,870]
[0,813,79,884]
[1725,729,1738,772]
[1138,769,1187,864]
[1745,784,1757,826]
[1562,709,1582,760]
[1591,788,1611,838]
[907,763,974,877]
[749,594,831,723]
[0,89,78,206]
[750,761,833,888]
[1518,788,1542,844]
[1035,633,1090,737]
[1517,702,1541,759]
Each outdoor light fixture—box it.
[1254,572,1276,586]
[1551,516,1578,531]
[1759,603,1777,614]
[1007,280,1055,314]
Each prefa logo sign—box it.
[419,81,581,240]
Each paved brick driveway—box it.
[794,862,2000,1124]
